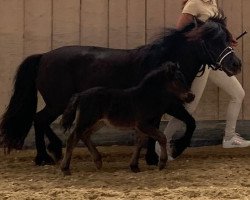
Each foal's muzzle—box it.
[181,92,195,103]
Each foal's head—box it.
[185,12,242,76]
[162,62,195,103]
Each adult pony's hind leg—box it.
[167,103,196,159]
[45,126,63,162]
[34,106,62,165]
[145,117,161,166]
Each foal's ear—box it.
[164,62,177,75]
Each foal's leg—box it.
[145,117,161,166]
[167,103,196,158]
[60,130,80,175]
[130,132,146,173]
[34,106,62,165]
[80,122,104,170]
[138,124,167,170]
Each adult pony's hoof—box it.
[34,153,55,166]
[145,151,159,166]
[158,160,167,170]
[47,142,63,162]
[130,165,140,173]
[172,138,190,159]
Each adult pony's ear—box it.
[184,12,227,42]
[179,21,196,34]
[208,9,227,27]
[184,27,204,42]
[180,20,204,42]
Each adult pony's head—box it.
[184,13,242,76]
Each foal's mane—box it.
[136,64,176,90]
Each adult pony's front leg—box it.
[145,117,161,166]
[45,127,63,162]
[167,103,196,158]
[139,124,167,170]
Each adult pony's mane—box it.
[137,10,231,59]
[189,10,232,42]
[131,9,233,83]
[207,10,227,27]
[133,27,188,73]
[133,10,228,67]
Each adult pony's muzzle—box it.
[222,55,242,77]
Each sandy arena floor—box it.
[1,146,250,200]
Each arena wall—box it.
[0,0,249,121]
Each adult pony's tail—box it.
[0,54,42,151]
[61,95,80,132]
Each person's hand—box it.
[231,38,238,47]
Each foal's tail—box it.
[61,95,80,132]
[0,54,42,151]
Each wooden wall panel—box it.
[24,0,52,56]
[108,0,127,49]
[1,0,250,120]
[81,0,109,47]
[127,0,146,48]
[24,0,52,111]
[0,0,24,115]
[53,0,80,49]
[165,0,181,27]
[146,0,165,43]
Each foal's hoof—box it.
[145,151,159,166]
[130,165,140,173]
[95,160,103,170]
[35,153,55,166]
[158,161,167,170]
[61,169,72,176]
[47,142,63,162]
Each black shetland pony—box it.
[0,14,241,166]
[60,62,195,175]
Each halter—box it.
[216,46,235,68]
[197,41,235,77]
[201,41,235,70]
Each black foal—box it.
[60,62,195,175]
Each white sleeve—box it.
[182,0,201,17]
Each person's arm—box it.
[231,38,238,47]
[176,13,195,29]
